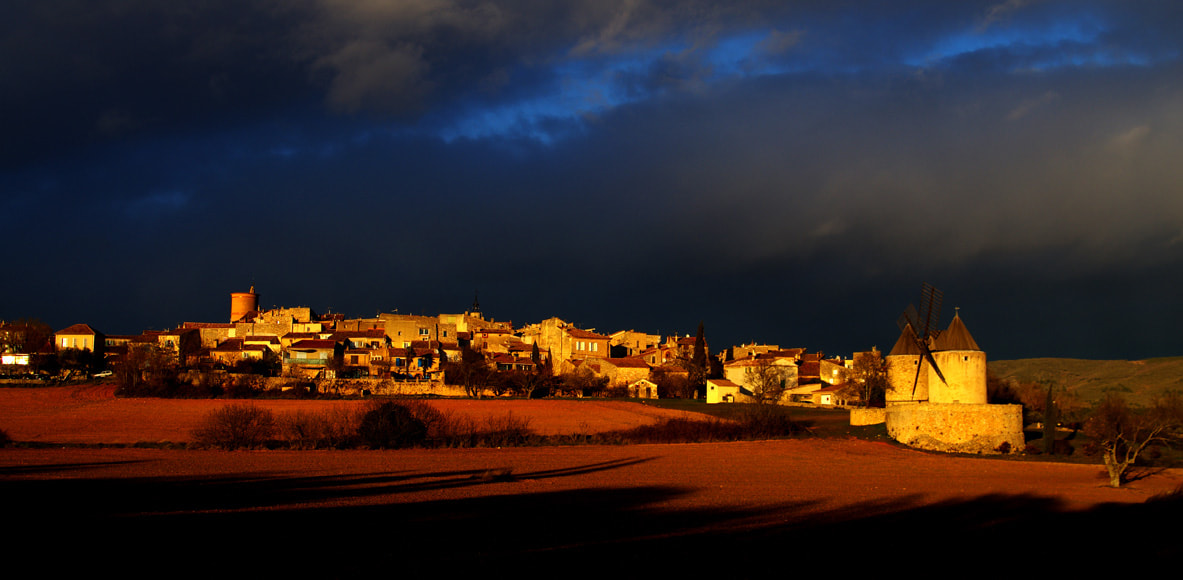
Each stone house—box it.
[179,322,235,348]
[519,318,610,368]
[610,330,661,358]
[723,355,799,404]
[557,356,649,387]
[54,324,104,353]
[706,378,754,404]
[332,329,389,350]
[627,378,659,399]
[283,339,342,378]
[380,314,444,347]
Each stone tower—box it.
[927,312,986,404]
[886,323,928,403]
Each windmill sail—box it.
[899,283,947,398]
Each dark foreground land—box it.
[4,439,1181,577]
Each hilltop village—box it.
[4,287,892,406]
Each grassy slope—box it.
[989,356,1183,406]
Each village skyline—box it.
[5,3,1183,361]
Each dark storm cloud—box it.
[5,1,1183,359]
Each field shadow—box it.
[0,456,656,515]
[5,462,1181,576]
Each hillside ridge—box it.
[989,356,1183,406]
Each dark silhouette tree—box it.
[1043,382,1058,455]
[404,347,418,377]
[446,345,491,398]
[688,321,707,394]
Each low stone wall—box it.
[885,402,1024,454]
[850,407,886,426]
[255,377,466,398]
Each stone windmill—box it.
[875,284,1019,453]
[888,284,987,404]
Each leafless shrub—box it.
[192,404,276,450]
[480,412,533,447]
[277,407,362,449]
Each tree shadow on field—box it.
[0,456,655,516]
[4,462,1182,577]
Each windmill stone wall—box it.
[885,323,928,403]
[882,313,1023,454]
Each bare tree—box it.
[1084,392,1183,487]
[444,345,491,398]
[842,347,887,407]
[744,357,793,404]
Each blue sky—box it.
[4,1,1183,359]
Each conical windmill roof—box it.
[933,313,980,351]
[888,324,922,356]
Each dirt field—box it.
[2,385,1181,575]
[0,383,708,443]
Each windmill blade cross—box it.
[918,283,943,340]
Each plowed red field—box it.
[0,383,705,443]
[2,384,1180,574]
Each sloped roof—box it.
[566,328,608,340]
[888,324,923,357]
[605,357,650,369]
[56,323,100,336]
[798,361,820,377]
[332,329,386,339]
[933,314,981,351]
[289,339,337,350]
[182,322,234,329]
[211,339,244,352]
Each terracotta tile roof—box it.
[814,383,847,393]
[289,339,337,350]
[332,329,387,339]
[56,324,100,335]
[212,339,244,352]
[282,332,319,340]
[606,357,649,368]
[566,328,608,339]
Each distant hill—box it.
[989,357,1183,406]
